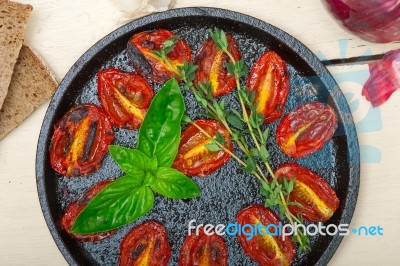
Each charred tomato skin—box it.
[179,228,227,266]
[97,68,154,129]
[173,119,232,177]
[236,204,295,266]
[275,162,340,222]
[61,179,116,241]
[50,104,115,177]
[119,221,171,266]
[194,33,241,97]
[127,29,191,84]
[246,51,290,123]
[276,102,337,158]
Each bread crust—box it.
[0,45,58,140]
[0,0,33,109]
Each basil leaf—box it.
[71,176,154,234]
[109,146,153,181]
[151,167,200,199]
[138,79,185,167]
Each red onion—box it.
[362,49,400,107]
[323,0,400,43]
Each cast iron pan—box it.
[36,7,360,266]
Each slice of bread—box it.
[0,0,32,110]
[0,45,58,140]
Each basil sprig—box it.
[71,79,200,234]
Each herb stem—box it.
[190,120,263,181]
[224,48,262,152]
[162,55,180,76]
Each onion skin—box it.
[362,49,400,107]
[323,0,400,43]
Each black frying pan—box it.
[36,7,360,265]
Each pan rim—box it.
[36,6,360,266]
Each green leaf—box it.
[143,171,156,186]
[178,61,198,84]
[231,109,243,121]
[152,167,201,198]
[227,114,244,129]
[215,132,225,145]
[138,79,185,167]
[243,156,256,173]
[71,176,154,234]
[205,142,221,152]
[262,128,270,143]
[162,36,179,55]
[259,145,269,162]
[108,146,150,182]
[213,101,224,117]
[226,62,236,76]
[219,98,226,111]
[152,50,165,59]
[209,27,228,51]
[250,148,259,157]
[181,113,192,125]
[288,178,295,193]
[238,89,248,103]
[147,157,158,174]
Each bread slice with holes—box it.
[0,45,58,140]
[0,0,32,110]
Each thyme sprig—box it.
[153,32,310,251]
[152,36,180,75]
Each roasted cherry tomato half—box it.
[98,68,154,129]
[173,119,232,176]
[236,204,295,266]
[119,221,171,266]
[61,179,116,241]
[276,102,337,158]
[194,33,241,97]
[275,163,339,222]
[246,51,290,123]
[50,104,115,177]
[179,228,227,266]
[127,29,191,84]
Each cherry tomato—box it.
[98,68,154,129]
[246,51,290,123]
[50,104,115,177]
[194,33,241,97]
[173,119,232,176]
[119,221,171,266]
[61,180,116,241]
[275,163,339,222]
[276,102,337,158]
[127,29,191,84]
[179,228,227,266]
[236,205,295,266]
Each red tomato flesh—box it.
[119,221,171,266]
[246,51,290,123]
[61,180,116,241]
[98,68,154,129]
[50,104,115,177]
[236,204,295,266]
[127,29,191,84]
[179,228,227,266]
[173,119,232,176]
[275,162,340,222]
[276,102,337,158]
[194,33,241,97]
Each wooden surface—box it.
[1,0,400,265]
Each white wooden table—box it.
[1,0,400,265]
